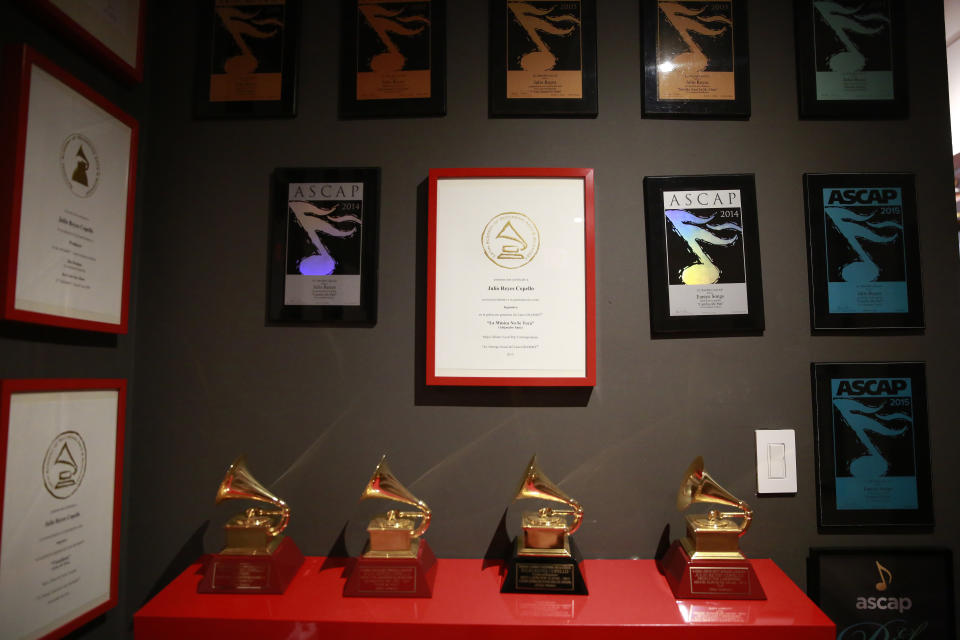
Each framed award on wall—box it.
[0,378,126,640]
[643,174,764,335]
[641,0,750,118]
[794,0,907,118]
[811,362,933,531]
[489,0,598,117]
[194,0,301,118]
[339,0,446,118]
[427,168,596,386]
[267,167,380,325]
[803,173,923,331]
[0,45,138,334]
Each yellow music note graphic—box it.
[874,560,892,592]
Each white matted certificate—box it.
[427,168,596,386]
[1,45,138,333]
[0,379,125,640]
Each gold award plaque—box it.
[656,0,735,101]
[209,0,287,103]
[506,0,583,99]
[357,0,432,101]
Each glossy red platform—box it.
[134,557,834,639]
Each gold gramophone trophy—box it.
[343,455,436,597]
[501,455,588,594]
[197,455,304,594]
[657,456,765,599]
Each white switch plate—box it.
[755,429,797,494]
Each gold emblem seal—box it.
[42,431,87,499]
[482,212,540,269]
[60,133,100,198]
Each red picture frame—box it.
[0,44,138,333]
[427,168,596,387]
[22,0,146,84]
[0,378,126,640]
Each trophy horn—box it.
[360,455,432,538]
[676,456,752,535]
[216,455,290,537]
[513,455,583,535]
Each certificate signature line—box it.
[38,523,83,542]
[50,503,78,514]
[63,209,91,221]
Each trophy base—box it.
[343,538,436,597]
[501,537,588,594]
[657,540,766,600]
[197,536,304,594]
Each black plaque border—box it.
[811,361,934,532]
[488,0,599,118]
[267,167,380,325]
[339,0,447,119]
[194,0,301,119]
[794,0,908,119]
[641,0,751,119]
[642,174,765,336]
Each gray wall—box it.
[2,1,959,637]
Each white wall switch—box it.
[755,429,797,494]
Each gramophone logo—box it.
[59,133,100,198]
[482,212,540,269]
[42,431,87,499]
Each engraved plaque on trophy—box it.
[501,455,588,594]
[343,455,436,597]
[656,456,765,599]
[197,455,305,594]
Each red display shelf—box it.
[134,557,834,639]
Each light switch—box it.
[755,429,797,494]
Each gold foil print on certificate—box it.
[656,1,735,101]
[506,1,583,99]
[357,0,432,101]
[209,0,287,102]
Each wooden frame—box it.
[0,378,126,640]
[811,362,933,531]
[427,167,596,386]
[643,174,764,335]
[0,44,138,333]
[339,0,447,118]
[268,167,380,325]
[488,0,599,117]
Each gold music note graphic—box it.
[509,1,581,72]
[874,560,892,591]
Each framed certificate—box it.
[427,168,596,386]
[794,0,907,118]
[808,548,955,639]
[643,174,764,335]
[268,167,380,325]
[804,173,922,331]
[641,0,750,118]
[0,378,126,640]
[811,362,933,531]
[489,0,599,117]
[22,0,146,83]
[194,0,301,118]
[0,45,138,334]
[339,0,446,118]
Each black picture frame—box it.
[643,174,764,336]
[339,0,446,118]
[489,0,598,117]
[794,0,907,119]
[811,362,934,531]
[808,548,955,639]
[194,0,301,119]
[268,168,380,325]
[641,0,751,118]
[804,173,923,332]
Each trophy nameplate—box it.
[501,456,588,595]
[344,455,436,597]
[656,456,765,600]
[198,455,305,594]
